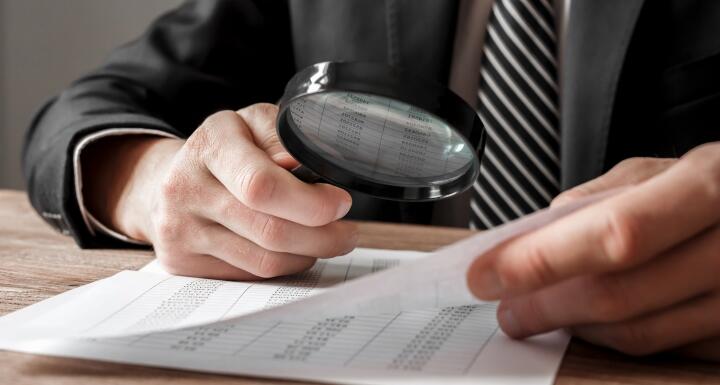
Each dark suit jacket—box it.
[22,0,720,248]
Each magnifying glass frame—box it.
[277,61,486,202]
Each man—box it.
[22,0,720,360]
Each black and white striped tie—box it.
[470,0,560,229]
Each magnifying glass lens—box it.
[287,91,475,187]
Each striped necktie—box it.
[470,0,560,229]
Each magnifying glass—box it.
[277,61,486,202]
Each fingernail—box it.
[498,307,522,337]
[274,152,298,168]
[473,271,504,299]
[335,197,352,220]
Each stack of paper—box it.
[0,192,613,384]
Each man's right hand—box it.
[83,104,357,280]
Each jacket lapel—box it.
[561,0,645,188]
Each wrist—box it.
[83,136,183,243]
[115,138,183,243]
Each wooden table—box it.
[0,189,718,385]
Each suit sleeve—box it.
[21,0,296,248]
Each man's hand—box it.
[467,143,720,361]
[84,104,357,280]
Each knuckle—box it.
[239,102,279,119]
[204,110,241,131]
[258,102,280,113]
[500,245,556,288]
[615,157,651,171]
[238,166,276,208]
[253,215,287,250]
[191,110,245,156]
[585,276,631,322]
[555,188,582,202]
[254,103,278,116]
[190,114,221,152]
[611,157,675,183]
[552,185,590,205]
[601,209,642,266]
[217,196,243,219]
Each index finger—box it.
[467,150,720,300]
[198,111,352,227]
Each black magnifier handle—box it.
[291,164,325,184]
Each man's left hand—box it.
[467,142,720,362]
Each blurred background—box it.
[0,0,182,189]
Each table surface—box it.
[0,189,718,385]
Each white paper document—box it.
[0,249,567,385]
[0,193,616,384]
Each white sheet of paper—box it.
[0,248,568,385]
[1,191,619,384]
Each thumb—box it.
[267,146,300,170]
[236,103,300,170]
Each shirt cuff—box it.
[73,128,181,245]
